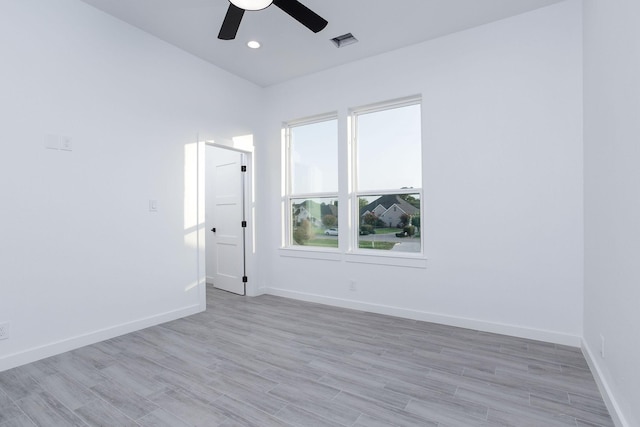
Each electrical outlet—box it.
[600,334,605,358]
[60,136,73,151]
[0,322,10,340]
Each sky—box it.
[291,118,338,194]
[290,103,422,194]
[356,104,422,191]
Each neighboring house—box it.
[293,200,338,227]
[293,204,315,226]
[360,195,419,227]
[371,204,387,217]
[380,204,411,228]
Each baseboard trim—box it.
[582,340,630,427]
[0,304,203,373]
[265,287,582,347]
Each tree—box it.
[360,224,374,235]
[322,214,337,228]
[398,194,421,209]
[411,215,421,229]
[293,219,314,245]
[362,212,378,226]
[403,225,416,236]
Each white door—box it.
[205,145,246,295]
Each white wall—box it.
[0,0,262,371]
[583,1,640,425]
[259,1,584,345]
[2,0,634,422]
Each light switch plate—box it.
[0,322,10,340]
[45,134,59,150]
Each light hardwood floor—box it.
[0,286,613,426]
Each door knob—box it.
[211,228,216,233]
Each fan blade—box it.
[218,3,245,40]
[273,0,328,33]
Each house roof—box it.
[360,195,419,217]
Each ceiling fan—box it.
[218,0,328,40]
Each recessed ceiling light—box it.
[247,40,261,49]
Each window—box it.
[283,96,423,258]
[285,116,339,248]
[352,99,422,253]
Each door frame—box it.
[197,138,256,302]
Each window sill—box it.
[278,247,427,268]
[278,247,342,262]
[344,252,428,269]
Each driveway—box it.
[359,233,421,253]
[390,240,421,252]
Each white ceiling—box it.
[79,0,565,87]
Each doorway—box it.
[205,144,249,295]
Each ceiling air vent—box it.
[331,33,358,48]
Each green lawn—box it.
[306,239,339,247]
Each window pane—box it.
[290,119,338,194]
[291,197,339,248]
[357,104,421,191]
[358,193,421,252]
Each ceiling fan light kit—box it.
[229,0,272,11]
[219,0,328,40]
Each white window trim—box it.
[349,95,423,120]
[348,190,425,256]
[280,96,428,268]
[349,96,424,256]
[282,113,339,250]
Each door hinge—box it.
[241,221,247,228]
[241,165,247,172]
[242,276,248,283]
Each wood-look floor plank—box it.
[36,373,96,411]
[16,392,87,427]
[0,402,25,425]
[136,408,192,427]
[0,370,44,401]
[0,286,614,427]
[74,398,139,427]
[148,388,228,426]
[89,379,157,420]
[0,414,38,427]
[275,404,344,427]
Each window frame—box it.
[283,113,340,251]
[349,96,424,256]
[280,96,426,267]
